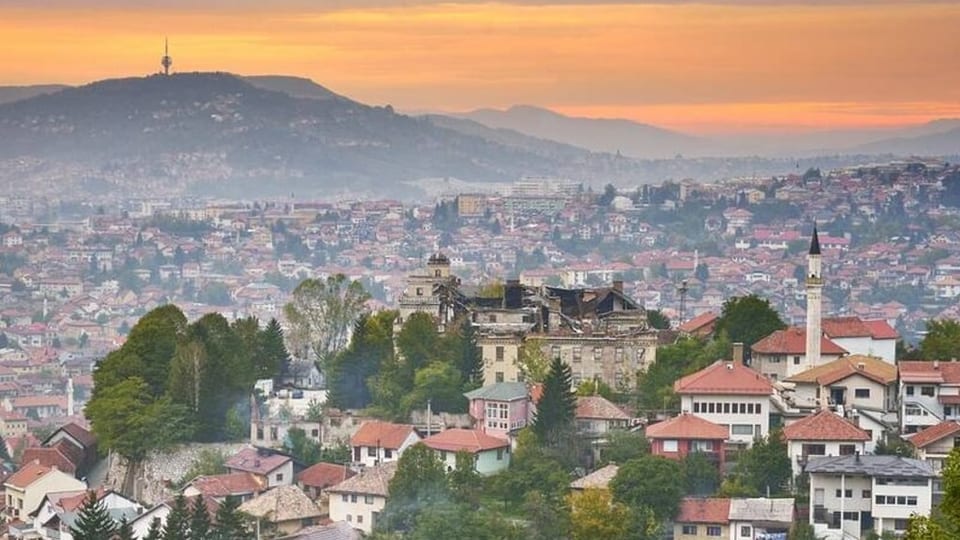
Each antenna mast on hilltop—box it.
[161,37,173,75]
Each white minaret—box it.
[804,224,823,375]
[67,377,75,417]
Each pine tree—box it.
[532,356,576,445]
[143,518,163,540]
[212,495,252,540]
[259,318,290,380]
[189,495,212,539]
[115,517,135,540]
[162,494,190,540]
[456,319,484,388]
[70,491,117,540]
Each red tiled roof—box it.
[57,489,106,512]
[675,361,774,396]
[862,320,898,340]
[188,473,265,498]
[422,429,509,453]
[782,410,870,442]
[679,312,718,334]
[822,317,873,338]
[677,497,730,524]
[899,361,960,384]
[297,463,355,489]
[940,395,960,405]
[351,421,418,449]
[907,421,960,449]
[576,396,631,421]
[645,413,727,440]
[751,327,847,355]
[5,462,51,489]
[20,447,77,475]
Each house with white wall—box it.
[422,429,511,475]
[782,410,871,479]
[225,447,294,488]
[326,461,398,534]
[806,455,935,539]
[899,361,960,434]
[3,462,86,524]
[350,421,421,468]
[821,317,897,363]
[675,360,774,447]
[751,327,847,381]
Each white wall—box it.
[266,461,294,488]
[355,432,420,468]
[434,448,511,476]
[681,394,770,445]
[808,474,872,540]
[786,440,866,478]
[328,492,386,534]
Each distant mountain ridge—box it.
[0,84,69,105]
[458,105,704,159]
[0,73,647,198]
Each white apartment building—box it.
[806,455,935,539]
[675,361,774,447]
[898,361,960,434]
[782,410,870,479]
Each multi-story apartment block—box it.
[898,361,960,434]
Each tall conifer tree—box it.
[161,494,190,540]
[532,357,576,445]
[189,495,212,539]
[70,491,117,540]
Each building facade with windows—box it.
[349,421,421,468]
[782,410,871,478]
[806,455,935,539]
[898,361,960,434]
[326,461,398,534]
[464,382,533,440]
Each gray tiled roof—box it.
[805,455,935,478]
[463,382,529,402]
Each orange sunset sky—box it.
[2,1,959,134]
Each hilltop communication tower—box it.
[161,38,173,75]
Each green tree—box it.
[380,443,450,532]
[409,503,524,540]
[532,357,576,445]
[402,361,467,415]
[284,274,370,363]
[600,430,650,465]
[70,491,117,540]
[682,451,721,496]
[646,309,671,330]
[735,430,792,496]
[788,521,818,540]
[189,495,212,540]
[162,494,190,540]
[939,447,960,534]
[875,434,917,457]
[284,427,322,465]
[517,338,549,384]
[920,319,960,361]
[477,280,505,299]
[143,518,163,540]
[319,442,351,464]
[903,515,950,540]
[568,488,630,540]
[576,378,614,399]
[259,318,290,380]
[396,312,440,376]
[115,517,135,540]
[212,495,252,540]
[327,311,396,410]
[611,455,683,522]
[122,305,188,395]
[714,295,786,349]
[448,317,484,388]
[522,490,570,540]
[449,450,481,506]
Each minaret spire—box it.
[801,222,824,378]
[161,37,173,76]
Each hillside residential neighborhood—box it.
[0,160,959,538]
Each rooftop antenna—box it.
[161,37,173,76]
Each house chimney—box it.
[612,280,623,293]
[732,343,745,364]
[856,362,865,371]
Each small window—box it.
[573,347,582,363]
[495,372,504,383]
[693,403,701,413]
[367,447,377,457]
[682,525,698,535]
[707,526,722,537]
[357,515,364,524]
[906,386,914,396]
[384,449,393,459]
[862,490,871,498]
[663,440,679,452]
[921,386,936,397]
[723,403,730,414]
[365,495,374,504]
[497,448,504,460]
[855,388,870,398]
[496,346,504,362]
[794,356,801,365]
[342,494,349,502]
[740,526,751,537]
[731,424,753,436]
[351,494,358,503]
[346,514,352,522]
[311,429,319,437]
[276,473,283,482]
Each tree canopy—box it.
[284,274,370,363]
[714,295,786,350]
[70,491,117,540]
[919,319,960,361]
[610,455,683,523]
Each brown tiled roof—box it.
[422,429,509,453]
[188,472,265,498]
[5,461,51,489]
[899,361,960,384]
[350,421,417,450]
[752,327,847,355]
[20,447,77,475]
[677,497,730,524]
[239,485,322,523]
[575,396,631,421]
[679,312,718,334]
[645,413,728,440]
[822,317,873,338]
[55,423,96,449]
[862,320,898,340]
[325,461,398,498]
[570,464,619,490]
[782,410,870,442]
[226,448,291,475]
[907,421,960,449]
[675,361,773,396]
[784,355,896,386]
[297,463,355,489]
